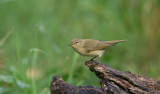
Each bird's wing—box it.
[83,40,111,52]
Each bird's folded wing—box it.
[83,40,111,52]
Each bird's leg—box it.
[90,56,98,61]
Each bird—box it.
[69,39,126,60]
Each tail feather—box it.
[105,40,127,46]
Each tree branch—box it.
[50,60,160,94]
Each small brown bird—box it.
[69,39,126,60]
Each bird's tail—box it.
[105,40,127,46]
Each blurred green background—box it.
[0,0,160,94]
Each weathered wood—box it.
[50,75,104,94]
[50,60,160,94]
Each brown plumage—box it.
[69,39,126,60]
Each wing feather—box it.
[83,39,111,52]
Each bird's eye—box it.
[75,42,78,44]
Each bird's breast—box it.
[72,47,86,55]
[72,47,105,57]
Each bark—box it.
[50,60,160,94]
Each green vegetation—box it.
[0,0,160,93]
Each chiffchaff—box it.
[69,39,126,60]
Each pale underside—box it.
[72,47,105,58]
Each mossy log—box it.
[50,60,160,94]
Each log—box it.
[50,60,160,94]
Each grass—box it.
[67,52,79,84]
[0,0,160,94]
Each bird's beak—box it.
[68,44,71,46]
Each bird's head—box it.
[69,39,83,49]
